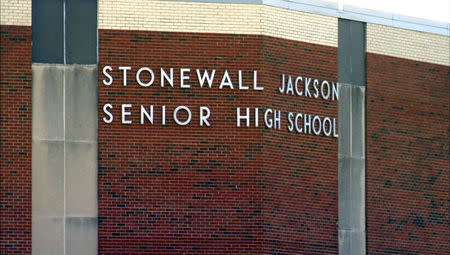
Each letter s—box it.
[103,104,113,123]
[103,66,113,86]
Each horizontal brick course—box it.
[0,0,31,26]
[98,0,338,47]
[98,0,449,65]
[367,23,450,66]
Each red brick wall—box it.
[366,53,450,254]
[98,30,338,254]
[2,24,448,255]
[260,36,338,254]
[98,30,265,254]
[0,25,32,255]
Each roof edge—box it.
[166,0,450,36]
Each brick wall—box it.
[98,30,338,254]
[98,0,338,47]
[98,26,449,254]
[366,53,449,254]
[367,24,450,66]
[1,1,448,254]
[0,0,31,26]
[98,30,265,254]
[0,25,32,255]
[260,36,338,254]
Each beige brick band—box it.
[367,24,450,66]
[262,6,337,47]
[98,0,338,47]
[0,0,31,26]
[99,0,449,66]
[1,0,448,66]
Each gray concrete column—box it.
[337,19,366,255]
[32,0,98,254]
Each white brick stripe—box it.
[0,0,31,26]
[98,0,338,47]
[1,0,448,66]
[367,24,450,66]
[262,6,337,47]
[99,1,262,34]
[99,0,449,65]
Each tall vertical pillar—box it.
[32,0,98,254]
[337,19,366,255]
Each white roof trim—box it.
[168,0,450,36]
